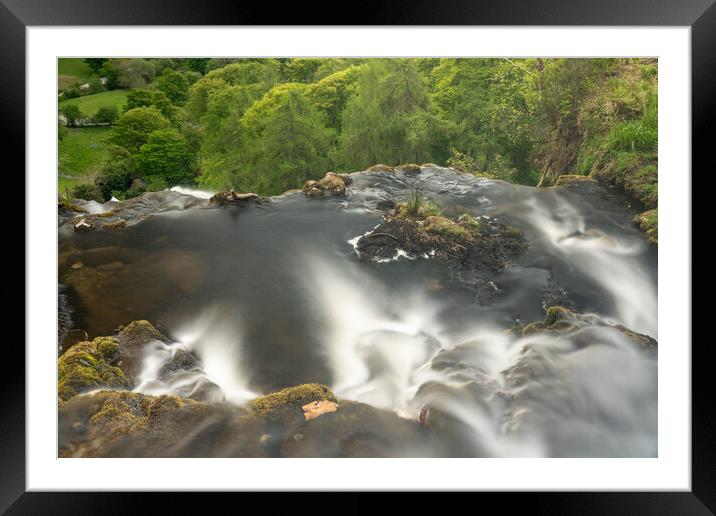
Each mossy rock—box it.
[634,209,657,245]
[303,172,348,198]
[398,163,422,173]
[366,164,395,174]
[58,337,130,402]
[250,383,336,416]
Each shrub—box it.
[60,104,83,127]
[94,105,118,125]
[71,183,104,202]
[62,87,81,99]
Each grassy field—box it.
[58,58,97,90]
[58,127,112,193]
[59,90,129,118]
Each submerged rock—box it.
[209,191,266,207]
[303,172,350,198]
[517,305,657,349]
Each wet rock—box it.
[70,261,84,270]
[117,320,172,382]
[303,172,349,198]
[63,191,207,232]
[59,199,88,215]
[209,191,266,207]
[517,306,657,349]
[376,198,396,211]
[158,349,197,380]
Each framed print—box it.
[4,0,711,512]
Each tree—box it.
[134,129,194,185]
[123,89,178,123]
[113,59,156,89]
[60,104,82,127]
[231,87,334,194]
[84,58,107,73]
[337,59,436,170]
[94,106,118,125]
[110,107,170,153]
[155,69,190,105]
[94,146,134,200]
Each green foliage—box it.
[59,89,129,118]
[84,58,108,73]
[94,146,134,201]
[337,59,437,170]
[154,69,190,105]
[61,104,83,127]
[71,183,104,202]
[124,89,178,123]
[111,107,171,153]
[134,129,195,185]
[94,105,118,124]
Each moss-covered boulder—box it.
[250,383,336,416]
[303,172,349,198]
[355,196,525,274]
[58,337,130,402]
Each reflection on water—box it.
[59,166,657,457]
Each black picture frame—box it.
[5,0,709,512]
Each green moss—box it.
[422,216,476,242]
[119,320,166,341]
[58,337,130,401]
[250,383,336,415]
[554,174,597,186]
[457,213,481,230]
[88,391,191,437]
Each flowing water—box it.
[58,166,657,457]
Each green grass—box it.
[58,127,112,191]
[59,90,129,117]
[58,58,97,90]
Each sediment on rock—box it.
[209,191,267,207]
